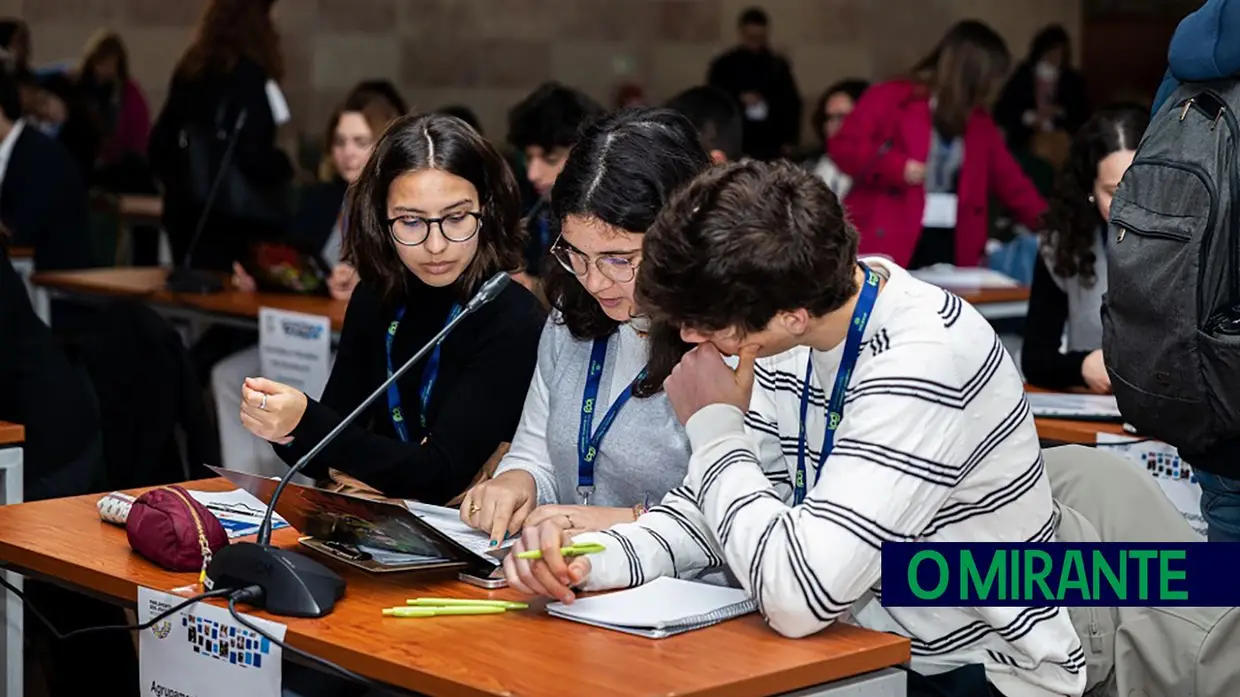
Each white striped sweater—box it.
[573,260,1085,697]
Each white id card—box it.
[744,100,769,122]
[922,192,958,228]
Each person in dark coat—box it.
[993,25,1089,154]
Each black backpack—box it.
[1102,82,1240,462]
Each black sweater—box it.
[1021,254,1090,390]
[277,276,544,503]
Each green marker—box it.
[382,606,507,618]
[516,541,606,560]
[406,598,528,610]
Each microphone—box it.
[206,272,512,617]
[166,110,251,294]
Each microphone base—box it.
[206,543,345,618]
[166,267,224,294]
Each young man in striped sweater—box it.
[504,161,1084,697]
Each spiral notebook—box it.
[546,577,757,639]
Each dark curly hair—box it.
[635,160,858,394]
[507,82,604,153]
[344,112,525,304]
[544,107,712,343]
[1044,104,1147,286]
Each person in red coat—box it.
[829,20,1046,269]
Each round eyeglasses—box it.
[387,211,482,247]
[550,236,640,283]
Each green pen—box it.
[515,541,606,560]
[406,598,528,610]
[382,606,507,618]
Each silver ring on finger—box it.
[259,393,268,411]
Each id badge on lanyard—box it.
[384,303,463,443]
[577,336,645,504]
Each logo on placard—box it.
[281,319,324,340]
[152,619,172,640]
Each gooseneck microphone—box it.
[206,272,512,617]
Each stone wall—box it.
[8,0,1082,144]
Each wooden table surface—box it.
[32,267,347,331]
[0,422,23,446]
[0,479,910,697]
[953,286,1030,305]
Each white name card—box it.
[259,307,331,400]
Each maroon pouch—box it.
[126,485,229,574]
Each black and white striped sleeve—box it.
[571,378,792,591]
[686,342,970,638]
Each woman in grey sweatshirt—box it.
[459,107,713,545]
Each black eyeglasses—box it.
[387,211,482,247]
[550,235,641,283]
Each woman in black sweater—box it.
[239,113,544,504]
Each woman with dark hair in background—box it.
[239,113,544,504]
[994,25,1089,157]
[829,20,1046,269]
[149,0,293,273]
[1022,104,1146,393]
[459,107,710,546]
[803,78,868,198]
[77,29,151,172]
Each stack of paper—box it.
[546,577,756,639]
[186,489,289,539]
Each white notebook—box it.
[546,577,757,639]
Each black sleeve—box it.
[229,62,293,189]
[278,287,543,504]
[993,66,1034,142]
[707,54,738,98]
[147,78,183,183]
[775,57,803,149]
[1021,254,1089,389]
[1058,71,1090,135]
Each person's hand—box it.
[458,470,537,546]
[904,160,926,185]
[1081,349,1112,394]
[502,519,591,604]
[664,344,758,425]
[239,377,308,445]
[327,262,359,301]
[231,262,257,293]
[523,504,636,535]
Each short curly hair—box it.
[635,160,858,392]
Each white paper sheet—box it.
[404,501,516,560]
[910,264,1020,289]
[185,489,288,539]
[259,308,331,399]
[1025,392,1122,419]
[139,587,285,697]
[1095,433,1206,539]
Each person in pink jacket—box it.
[829,20,1046,269]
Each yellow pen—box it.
[407,598,528,610]
[516,541,606,560]
[382,606,507,618]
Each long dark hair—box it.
[544,107,712,345]
[1028,24,1071,66]
[344,112,525,304]
[912,20,1010,139]
[176,0,283,81]
[1044,104,1147,286]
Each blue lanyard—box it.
[577,336,645,504]
[384,303,463,442]
[794,264,880,504]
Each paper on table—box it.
[1026,392,1122,419]
[403,501,516,562]
[186,489,289,539]
[910,264,1020,289]
[1095,433,1206,539]
[546,577,756,638]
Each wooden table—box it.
[32,267,347,332]
[0,422,22,697]
[0,479,910,697]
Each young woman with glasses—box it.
[237,112,544,504]
[459,107,713,545]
